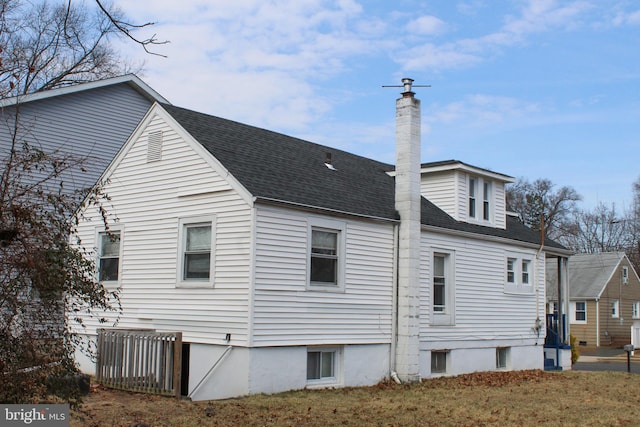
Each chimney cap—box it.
[382,78,430,96]
[401,78,414,94]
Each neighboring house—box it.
[0,76,169,367]
[547,252,640,348]
[73,79,572,400]
[0,74,169,194]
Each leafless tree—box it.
[0,0,163,403]
[0,0,167,96]
[560,203,633,253]
[506,177,582,241]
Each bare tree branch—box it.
[95,0,168,57]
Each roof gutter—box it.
[420,224,573,257]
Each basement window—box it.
[431,350,448,374]
[496,347,509,370]
[306,346,341,386]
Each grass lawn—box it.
[71,370,640,426]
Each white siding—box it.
[420,171,458,218]
[252,206,395,346]
[76,113,253,345]
[420,231,545,347]
[420,169,508,229]
[493,181,507,229]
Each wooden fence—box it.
[96,329,182,397]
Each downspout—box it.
[390,223,400,383]
[535,216,545,338]
[596,299,600,347]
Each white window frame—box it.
[306,346,342,387]
[468,177,477,218]
[504,252,535,294]
[467,175,493,224]
[307,218,346,292]
[483,181,491,221]
[623,266,629,285]
[611,299,619,318]
[633,302,640,319]
[177,216,215,288]
[506,258,516,284]
[431,249,456,326]
[521,259,531,284]
[96,226,123,286]
[573,301,587,323]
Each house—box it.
[547,252,640,348]
[73,79,572,400]
[0,74,169,194]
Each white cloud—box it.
[406,15,447,36]
[613,9,640,26]
[115,0,385,131]
[456,1,487,16]
[427,95,541,127]
[397,0,593,73]
[503,0,591,35]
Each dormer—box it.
[419,160,515,229]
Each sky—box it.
[113,0,640,212]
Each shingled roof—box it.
[161,103,567,252]
[547,252,628,299]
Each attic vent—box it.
[147,131,163,163]
[324,152,337,170]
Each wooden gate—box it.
[96,329,182,397]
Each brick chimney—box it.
[394,78,421,382]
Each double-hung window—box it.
[178,217,214,286]
[308,219,345,291]
[310,229,338,285]
[433,254,446,313]
[506,258,516,284]
[633,302,640,319]
[98,230,121,282]
[575,301,586,322]
[468,178,477,218]
[468,175,493,224]
[521,260,531,285]
[432,250,455,325]
[483,182,491,221]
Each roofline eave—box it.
[253,196,400,224]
